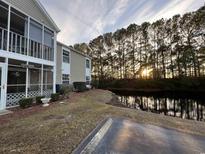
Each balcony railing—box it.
[0,28,7,50]
[29,39,42,58]
[0,27,53,61]
[9,31,28,55]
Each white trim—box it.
[5,58,8,109]
[0,49,55,66]
[25,62,29,97]
[34,0,60,32]
[6,5,11,51]
[41,64,43,95]
[62,47,70,81]
[53,32,57,93]
[42,25,44,59]
[62,46,71,52]
[85,58,91,83]
[27,17,30,56]
[0,63,7,110]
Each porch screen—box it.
[44,28,53,47]
[29,19,42,43]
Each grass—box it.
[0,89,205,154]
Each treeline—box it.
[73,6,205,81]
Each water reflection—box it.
[118,95,205,121]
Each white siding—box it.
[4,0,56,30]
[62,63,70,75]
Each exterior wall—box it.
[56,44,62,84]
[3,0,56,30]
[56,42,92,85]
[70,51,86,83]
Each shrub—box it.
[91,80,99,88]
[19,98,33,109]
[59,86,71,95]
[73,82,88,92]
[36,96,45,104]
[51,93,60,102]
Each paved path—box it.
[74,118,205,154]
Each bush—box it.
[73,82,88,92]
[91,80,99,88]
[19,98,33,109]
[51,93,60,102]
[59,86,71,95]
[36,96,45,104]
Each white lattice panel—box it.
[43,90,53,97]
[6,90,53,107]
[7,92,26,107]
[28,91,41,98]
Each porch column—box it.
[25,62,29,98]
[41,64,43,95]
[27,17,30,56]
[41,25,44,96]
[42,25,44,59]
[53,32,57,93]
[3,58,8,109]
[6,5,11,51]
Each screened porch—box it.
[0,1,54,61]
[6,59,54,107]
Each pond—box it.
[111,90,205,122]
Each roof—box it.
[34,0,60,32]
[57,41,92,59]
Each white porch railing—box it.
[9,31,27,55]
[29,39,42,58]
[0,27,7,50]
[0,27,53,61]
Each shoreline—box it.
[107,88,205,102]
[107,88,205,93]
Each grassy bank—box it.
[97,78,205,92]
[0,90,205,154]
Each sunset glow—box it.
[141,68,152,78]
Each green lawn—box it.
[0,90,205,154]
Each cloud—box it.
[151,0,198,21]
[40,0,204,45]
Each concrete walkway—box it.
[74,118,205,154]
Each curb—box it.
[72,117,112,154]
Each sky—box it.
[40,0,204,45]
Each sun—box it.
[141,68,152,78]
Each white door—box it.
[0,63,6,110]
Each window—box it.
[86,76,90,85]
[62,74,69,84]
[63,50,70,63]
[86,59,90,68]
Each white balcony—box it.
[0,1,54,62]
